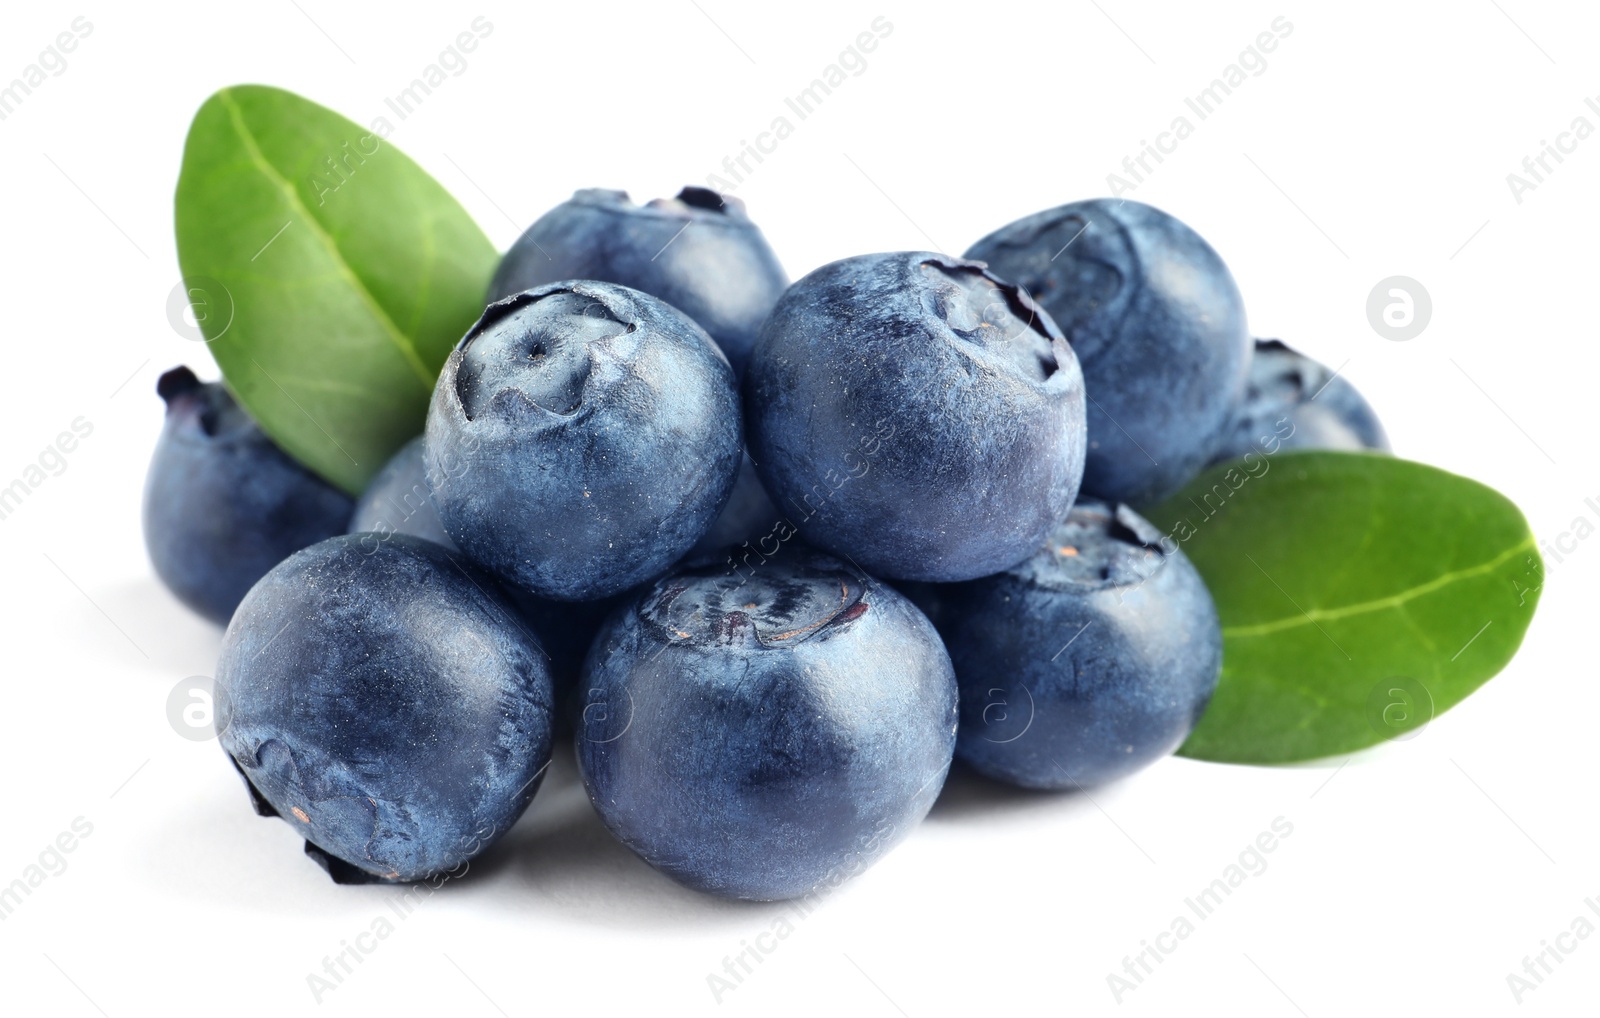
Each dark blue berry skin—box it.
[504,589,618,712]
[216,534,555,882]
[744,252,1087,583]
[966,199,1251,506]
[488,187,789,378]
[576,550,958,901]
[348,436,455,549]
[1209,339,1390,464]
[921,500,1221,790]
[425,282,743,602]
[687,453,781,559]
[353,437,775,584]
[143,367,353,625]
[347,436,615,701]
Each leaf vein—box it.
[1222,538,1534,639]
[217,88,433,389]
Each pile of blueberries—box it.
[146,189,1387,898]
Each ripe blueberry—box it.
[216,534,555,882]
[143,367,352,624]
[744,252,1086,582]
[967,199,1251,505]
[920,500,1221,789]
[425,282,743,601]
[1210,338,1390,464]
[488,187,788,378]
[577,550,957,900]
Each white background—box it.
[0,1,1595,1015]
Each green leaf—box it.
[1143,451,1543,764]
[175,84,497,494]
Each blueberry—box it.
[921,500,1221,789]
[347,437,615,700]
[488,187,789,378]
[426,282,743,601]
[687,453,781,559]
[353,436,768,605]
[744,252,1087,583]
[216,534,555,882]
[966,199,1251,505]
[504,588,620,713]
[1209,338,1390,464]
[348,436,455,549]
[143,367,353,625]
[576,550,957,900]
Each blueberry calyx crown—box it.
[157,365,204,406]
[455,288,637,420]
[639,558,870,649]
[981,209,1130,365]
[918,258,1064,383]
[1251,338,1320,403]
[1018,500,1168,592]
[157,364,247,439]
[571,185,748,221]
[651,186,745,218]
